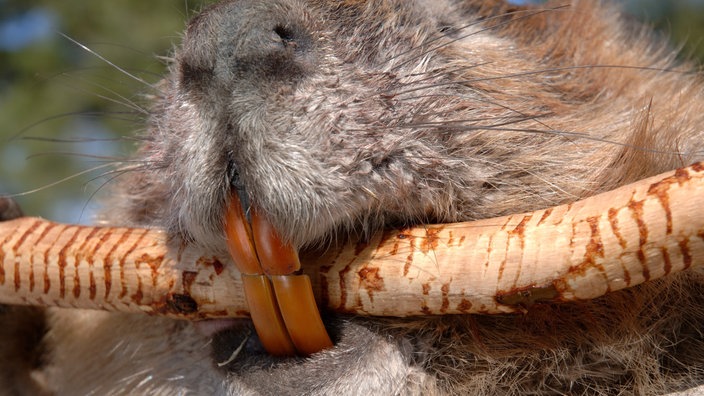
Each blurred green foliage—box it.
[622,0,704,62]
[0,1,703,223]
[0,1,202,223]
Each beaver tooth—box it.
[249,205,301,275]
[224,192,260,275]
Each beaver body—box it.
[3,1,704,394]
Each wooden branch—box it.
[0,162,702,319]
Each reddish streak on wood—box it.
[607,208,627,249]
[627,198,650,281]
[419,226,443,254]
[11,220,41,291]
[403,235,415,277]
[440,283,450,313]
[119,229,149,299]
[357,266,384,303]
[507,214,532,288]
[647,168,690,235]
[457,298,473,313]
[537,208,553,226]
[680,238,693,269]
[32,222,58,293]
[73,227,100,299]
[104,229,134,300]
[58,226,82,298]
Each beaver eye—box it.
[273,25,298,49]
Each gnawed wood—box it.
[0,162,702,318]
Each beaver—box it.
[2,0,704,394]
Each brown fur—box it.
[4,0,704,394]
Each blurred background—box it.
[1,0,703,224]
[0,1,201,223]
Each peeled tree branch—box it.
[0,162,702,319]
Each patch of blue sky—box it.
[0,9,56,52]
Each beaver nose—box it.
[178,0,314,89]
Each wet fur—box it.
[4,0,704,394]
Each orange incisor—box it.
[225,193,333,356]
